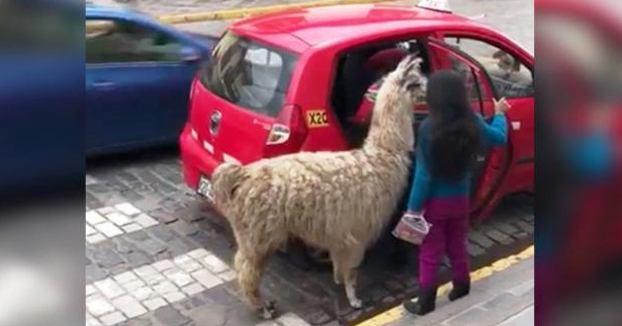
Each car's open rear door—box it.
[427,39,512,220]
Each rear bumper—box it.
[179,124,222,190]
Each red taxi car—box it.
[180,1,534,222]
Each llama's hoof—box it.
[258,300,278,319]
[349,298,363,309]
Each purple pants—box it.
[419,197,471,289]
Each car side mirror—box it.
[180,47,201,62]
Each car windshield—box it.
[199,32,298,118]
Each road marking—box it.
[157,0,400,24]
[86,203,158,244]
[353,245,534,326]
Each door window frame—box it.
[436,31,533,69]
[85,16,186,67]
[437,31,534,97]
[428,37,499,117]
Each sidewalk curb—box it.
[157,0,400,24]
[353,245,534,326]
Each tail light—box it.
[265,104,307,156]
[267,124,291,145]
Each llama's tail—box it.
[212,163,246,206]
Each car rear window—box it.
[199,32,298,118]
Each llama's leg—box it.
[330,250,342,285]
[233,217,285,318]
[234,249,244,272]
[237,234,285,319]
[344,268,362,308]
[237,250,268,312]
[341,248,366,309]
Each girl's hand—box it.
[494,97,511,115]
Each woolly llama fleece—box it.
[211,55,427,317]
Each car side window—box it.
[444,37,534,98]
[86,19,183,64]
[447,55,490,114]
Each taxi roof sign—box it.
[417,0,452,13]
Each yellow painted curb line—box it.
[157,0,401,24]
[354,245,535,326]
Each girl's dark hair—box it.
[426,70,481,180]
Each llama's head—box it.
[366,55,426,152]
[388,55,428,105]
[373,55,427,121]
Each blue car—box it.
[86,3,216,155]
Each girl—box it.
[403,70,510,315]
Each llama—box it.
[211,55,427,317]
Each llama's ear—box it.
[396,55,413,71]
[397,56,422,80]
[405,56,423,72]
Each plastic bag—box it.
[392,212,432,245]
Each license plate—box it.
[197,176,214,201]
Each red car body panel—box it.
[180,4,535,221]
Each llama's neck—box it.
[363,89,414,155]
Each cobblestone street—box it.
[86,1,534,325]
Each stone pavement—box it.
[387,256,534,326]
[86,150,533,326]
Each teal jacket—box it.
[407,114,508,211]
